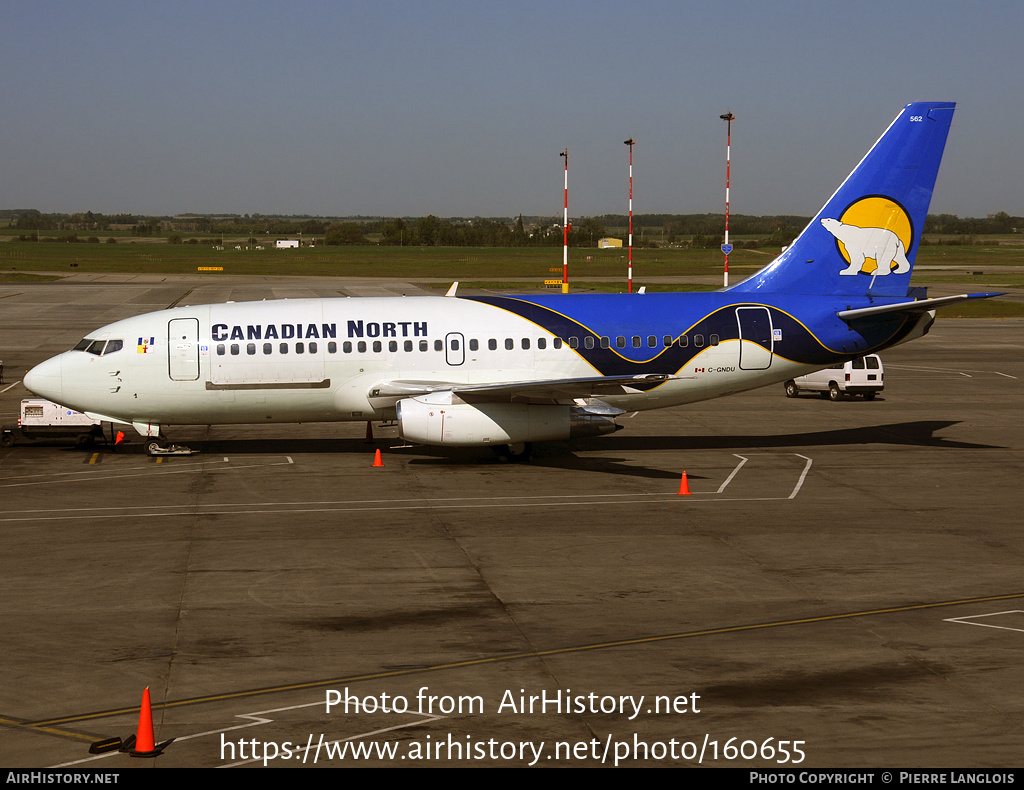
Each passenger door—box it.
[168,318,200,381]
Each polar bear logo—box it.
[821,217,911,276]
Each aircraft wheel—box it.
[828,383,842,401]
[492,442,533,463]
[145,439,166,456]
[784,381,798,398]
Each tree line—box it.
[4,209,1021,248]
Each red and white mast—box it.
[560,149,569,294]
[624,138,635,293]
[720,112,735,288]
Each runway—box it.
[1,275,1021,767]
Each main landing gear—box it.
[491,442,533,463]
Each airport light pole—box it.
[624,138,635,293]
[720,112,735,288]
[560,149,569,294]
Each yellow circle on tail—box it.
[835,197,913,274]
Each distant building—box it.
[276,239,300,249]
[598,237,623,249]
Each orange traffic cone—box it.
[372,448,384,467]
[114,431,125,445]
[134,687,156,754]
[678,471,692,496]
[120,687,173,757]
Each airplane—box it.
[23,102,1000,460]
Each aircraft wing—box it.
[368,373,680,406]
[837,293,1004,321]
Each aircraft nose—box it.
[23,355,63,403]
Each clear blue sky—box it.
[2,0,1021,219]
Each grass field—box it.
[0,239,1020,278]
[0,239,1020,316]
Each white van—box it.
[784,354,883,401]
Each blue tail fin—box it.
[731,102,955,297]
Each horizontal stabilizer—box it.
[837,292,1004,321]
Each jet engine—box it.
[395,394,619,447]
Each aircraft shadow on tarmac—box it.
[579,420,1001,453]
[87,420,1001,482]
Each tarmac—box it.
[0,274,1021,768]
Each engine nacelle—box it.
[396,395,618,446]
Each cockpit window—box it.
[74,338,124,356]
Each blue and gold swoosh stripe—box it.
[462,295,919,377]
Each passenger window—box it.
[404,340,413,352]
[710,334,719,346]
[600,337,610,349]
[263,343,272,354]
[419,340,428,351]
[505,338,514,350]
[280,343,289,354]
[678,335,688,347]
[648,336,657,348]
[568,337,578,349]
[230,344,240,355]
[537,338,546,350]
[217,344,225,356]
[584,337,594,350]
[247,343,256,355]
[553,337,562,349]
[694,335,704,347]
[343,342,352,353]
[632,336,641,348]
[357,341,367,353]
[488,339,497,351]
[664,335,674,347]
[616,336,625,348]
[372,341,381,353]
[522,338,530,350]
[389,341,397,352]
[435,339,444,351]
[309,342,317,354]
[296,342,305,354]
[469,339,479,351]
[328,341,337,354]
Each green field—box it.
[0,242,754,278]
[1,239,1020,278]
[0,239,1021,316]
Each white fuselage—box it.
[24,295,807,435]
